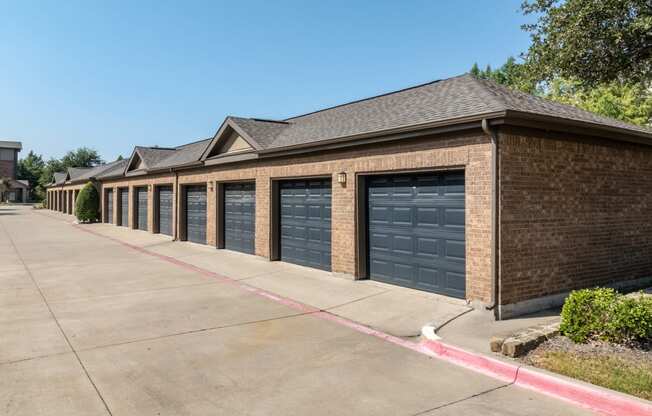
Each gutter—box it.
[257,112,507,157]
[481,119,500,319]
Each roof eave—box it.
[257,112,506,158]
[503,110,652,146]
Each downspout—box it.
[481,119,500,320]
[172,168,179,241]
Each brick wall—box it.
[176,130,494,303]
[499,127,652,305]
[101,173,176,234]
[0,160,14,178]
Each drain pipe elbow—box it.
[481,119,500,318]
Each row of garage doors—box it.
[104,172,466,298]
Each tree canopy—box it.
[16,147,104,202]
[469,0,652,128]
[522,0,652,86]
[60,147,103,168]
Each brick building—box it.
[46,75,652,318]
[0,140,29,203]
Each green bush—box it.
[75,182,100,222]
[560,288,652,344]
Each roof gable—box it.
[125,148,146,174]
[201,117,291,160]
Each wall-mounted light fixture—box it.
[337,172,347,185]
[208,181,214,192]
[148,184,153,191]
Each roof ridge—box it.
[249,118,290,125]
[282,75,472,121]
[174,137,212,149]
[464,74,512,110]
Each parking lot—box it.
[0,206,591,415]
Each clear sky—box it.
[1,1,534,162]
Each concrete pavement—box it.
[0,205,593,415]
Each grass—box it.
[532,351,652,400]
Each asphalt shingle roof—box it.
[52,172,67,185]
[95,159,129,179]
[216,74,651,153]
[149,139,211,170]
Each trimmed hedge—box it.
[560,288,652,344]
[75,182,100,222]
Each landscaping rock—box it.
[489,336,505,353]
[498,322,560,358]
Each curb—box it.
[71,222,651,416]
[420,331,652,416]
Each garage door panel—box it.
[186,186,207,244]
[280,179,331,271]
[106,190,113,224]
[224,183,255,254]
[445,240,465,261]
[158,186,173,236]
[368,172,465,298]
[120,189,129,227]
[136,187,148,231]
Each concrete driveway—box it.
[0,206,593,415]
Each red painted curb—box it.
[422,340,652,416]
[71,223,652,416]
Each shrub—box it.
[560,288,652,344]
[75,182,100,222]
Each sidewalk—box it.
[54,212,557,349]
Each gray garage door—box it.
[106,189,113,224]
[280,179,331,271]
[136,187,148,231]
[120,189,129,227]
[367,172,466,298]
[224,183,256,254]
[158,186,173,236]
[185,185,207,244]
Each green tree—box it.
[17,151,45,201]
[39,158,65,191]
[547,79,652,126]
[522,0,652,86]
[60,147,103,168]
[470,57,540,94]
[74,182,100,222]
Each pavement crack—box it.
[409,383,513,415]
[76,310,314,352]
[322,289,391,311]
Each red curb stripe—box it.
[421,339,652,416]
[72,224,652,416]
[422,340,517,384]
[515,366,652,416]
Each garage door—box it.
[224,183,256,254]
[106,189,113,224]
[136,187,148,231]
[158,186,173,236]
[120,189,129,227]
[367,172,465,298]
[185,185,207,244]
[280,179,331,271]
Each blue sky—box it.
[1,1,533,162]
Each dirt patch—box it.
[521,336,652,400]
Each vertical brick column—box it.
[147,184,155,233]
[206,181,216,246]
[255,175,270,258]
[331,170,356,276]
